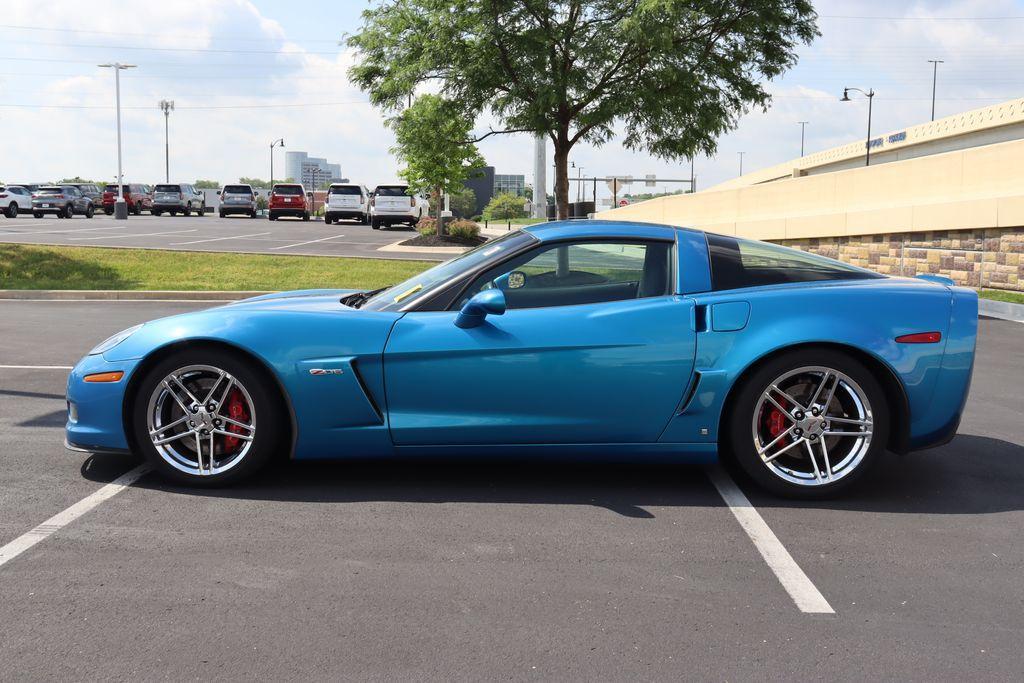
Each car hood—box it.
[222,289,361,312]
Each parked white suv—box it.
[369,184,428,229]
[324,184,370,225]
[0,185,33,218]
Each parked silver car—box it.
[151,183,206,216]
[218,184,257,218]
[31,185,94,219]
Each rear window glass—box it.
[223,185,252,195]
[329,185,361,195]
[155,184,180,192]
[274,185,303,195]
[37,187,62,194]
[374,186,409,196]
[104,185,119,192]
[707,234,883,290]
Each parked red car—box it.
[101,183,153,215]
[268,183,310,221]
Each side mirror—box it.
[455,289,506,329]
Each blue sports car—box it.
[65,220,978,497]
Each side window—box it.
[458,240,673,310]
[706,233,883,290]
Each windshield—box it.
[274,185,303,195]
[223,185,252,195]
[37,187,62,194]
[361,231,536,312]
[103,185,120,193]
[329,185,360,195]
[374,186,409,197]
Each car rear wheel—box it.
[5,202,17,218]
[302,212,310,221]
[33,212,42,219]
[249,210,257,219]
[133,202,141,216]
[154,209,163,216]
[268,212,277,221]
[131,348,284,486]
[85,204,94,218]
[64,204,74,219]
[183,204,191,216]
[725,349,888,498]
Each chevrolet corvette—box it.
[65,220,977,496]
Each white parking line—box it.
[0,225,131,236]
[706,464,835,614]
[70,229,198,241]
[270,233,346,250]
[0,465,150,570]
[171,231,271,246]
[0,364,74,370]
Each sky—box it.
[1,0,1023,201]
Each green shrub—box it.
[482,192,527,221]
[447,219,481,240]
[416,216,437,236]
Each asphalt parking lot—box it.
[1,301,1022,679]
[0,212,443,261]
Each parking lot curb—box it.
[0,289,271,301]
[979,297,1024,323]
[378,240,470,254]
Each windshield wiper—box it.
[340,286,390,309]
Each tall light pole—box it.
[158,99,174,182]
[841,87,875,166]
[99,62,136,220]
[798,121,809,157]
[928,59,944,121]
[269,138,284,187]
[571,161,584,201]
[738,151,745,176]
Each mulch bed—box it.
[399,233,487,248]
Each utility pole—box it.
[928,59,944,121]
[841,87,875,166]
[738,152,745,176]
[269,138,284,187]
[690,157,695,193]
[158,99,174,182]
[798,121,809,157]
[99,62,136,220]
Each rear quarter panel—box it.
[659,279,966,448]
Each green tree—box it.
[389,94,485,235]
[239,177,271,189]
[483,192,526,221]
[349,1,817,219]
[59,176,98,185]
[449,186,478,218]
[194,179,220,189]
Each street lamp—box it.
[738,151,745,176]
[99,62,136,220]
[928,59,944,121]
[269,138,285,187]
[571,161,584,201]
[841,87,875,166]
[158,99,174,183]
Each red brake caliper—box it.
[222,388,249,452]
[767,408,786,438]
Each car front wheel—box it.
[131,348,284,486]
[725,349,888,498]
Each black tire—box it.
[268,212,277,221]
[33,212,42,219]
[105,207,113,215]
[723,348,888,498]
[219,210,225,218]
[183,204,191,217]
[133,202,141,216]
[64,203,74,219]
[153,209,162,217]
[197,203,205,216]
[302,212,310,221]
[250,210,257,219]
[371,217,380,230]
[85,204,94,218]
[5,202,16,218]
[130,346,285,487]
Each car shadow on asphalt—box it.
[77,433,1024,517]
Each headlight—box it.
[89,324,143,355]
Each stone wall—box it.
[775,227,1024,291]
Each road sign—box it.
[619,199,629,207]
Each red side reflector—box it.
[895,332,942,344]
[84,371,125,383]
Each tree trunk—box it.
[553,131,571,220]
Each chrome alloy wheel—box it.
[751,366,873,487]
[146,365,256,477]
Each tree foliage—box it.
[482,192,527,221]
[349,0,818,218]
[389,94,485,234]
[238,177,271,189]
[194,179,220,189]
[449,186,478,218]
